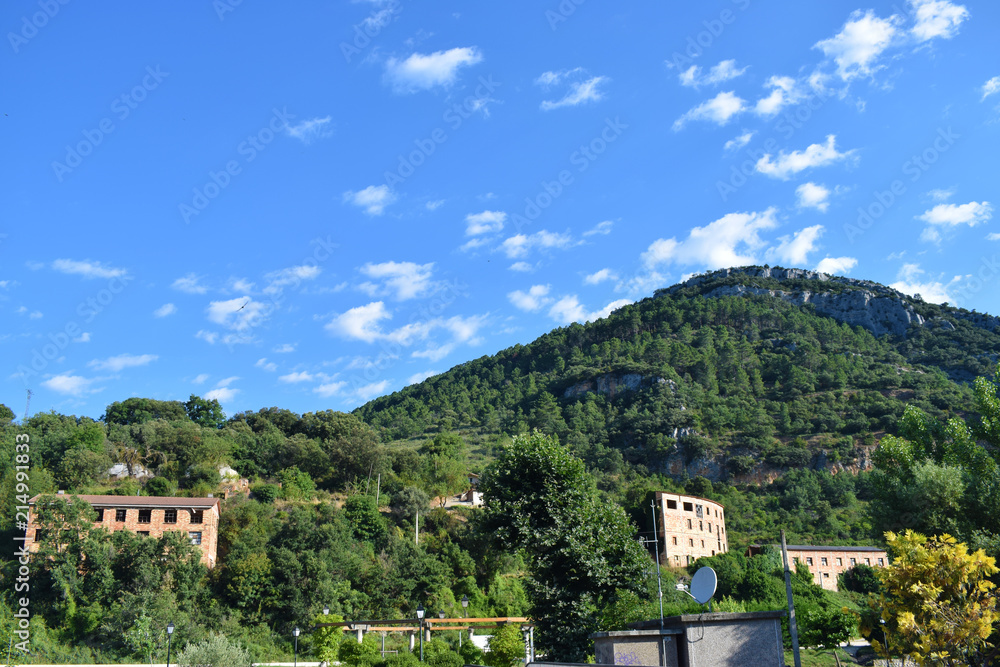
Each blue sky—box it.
[3,0,999,419]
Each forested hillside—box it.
[2,266,1000,664]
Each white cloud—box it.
[205,387,238,403]
[508,285,552,312]
[206,297,268,331]
[426,199,445,211]
[326,301,392,342]
[909,0,968,41]
[51,259,127,280]
[314,381,348,398]
[354,380,391,401]
[230,278,255,292]
[459,237,491,253]
[172,273,209,294]
[890,263,961,304]
[359,261,435,300]
[407,370,439,385]
[796,182,832,212]
[767,225,824,266]
[500,230,575,258]
[263,265,322,294]
[465,210,506,236]
[284,116,333,143]
[195,330,218,344]
[673,91,746,130]
[988,233,1000,241]
[753,76,806,117]
[584,268,617,285]
[88,353,157,372]
[928,187,955,201]
[548,296,632,325]
[29,311,42,319]
[536,69,609,110]
[814,10,900,81]
[724,132,754,152]
[216,376,239,388]
[918,201,992,227]
[642,208,779,270]
[679,60,747,88]
[193,373,210,384]
[154,303,177,318]
[255,358,277,372]
[74,332,91,343]
[384,47,483,93]
[279,371,315,383]
[274,343,296,353]
[344,185,396,216]
[755,135,855,180]
[583,220,614,236]
[815,256,858,274]
[42,373,99,396]
[508,261,534,272]
[982,76,1000,101]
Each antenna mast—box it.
[23,389,32,422]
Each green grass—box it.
[784,648,855,666]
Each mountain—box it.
[356,266,998,484]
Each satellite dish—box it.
[689,567,717,605]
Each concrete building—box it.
[26,494,221,568]
[654,492,728,567]
[746,544,889,591]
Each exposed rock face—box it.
[562,372,668,400]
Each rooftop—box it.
[30,494,221,509]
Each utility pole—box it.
[781,530,802,667]
[650,499,664,627]
[415,510,419,545]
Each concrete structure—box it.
[746,544,888,591]
[654,492,727,566]
[26,494,221,568]
[592,611,786,666]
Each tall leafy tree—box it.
[185,395,226,429]
[479,431,647,661]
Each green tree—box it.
[480,431,647,661]
[861,530,999,665]
[185,394,226,429]
[102,398,188,425]
[483,623,525,667]
[312,612,344,666]
[176,633,252,667]
[0,403,15,424]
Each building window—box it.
[674,555,680,564]
[189,531,202,545]
[115,509,127,522]
[689,539,694,547]
[836,558,843,566]
[822,572,829,578]
[699,521,703,531]
[712,550,715,556]
[667,499,677,510]
[138,531,149,536]
[695,505,704,518]
[687,519,692,529]
[806,557,813,566]
[164,509,177,524]
[701,540,705,548]
[878,558,884,566]
[190,510,203,524]
[865,558,871,565]
[850,558,856,565]
[708,522,712,532]
[686,556,692,565]
[821,557,828,566]
[138,509,152,524]
[673,536,678,545]
[683,502,693,512]
[34,529,44,542]
[95,508,105,522]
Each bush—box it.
[145,477,172,496]
[425,638,462,667]
[251,484,280,504]
[177,633,252,667]
[339,631,382,667]
[385,652,421,667]
[483,624,524,667]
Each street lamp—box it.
[323,605,330,616]
[166,622,174,667]
[460,595,469,648]
[293,627,300,667]
[879,619,889,667]
[416,604,425,662]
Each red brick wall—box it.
[655,492,728,567]
[786,548,888,591]
[26,502,219,568]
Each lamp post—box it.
[879,619,889,667]
[293,627,300,667]
[460,595,469,648]
[166,622,174,667]
[323,605,330,616]
[416,605,425,662]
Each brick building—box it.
[654,492,728,567]
[26,494,221,568]
[746,544,889,591]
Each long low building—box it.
[746,544,888,591]
[27,493,221,567]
